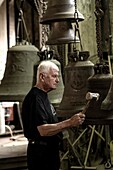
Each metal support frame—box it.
[61,123,112,170]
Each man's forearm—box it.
[37,118,71,136]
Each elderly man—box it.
[21,60,85,170]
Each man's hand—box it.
[70,112,85,127]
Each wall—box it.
[78,0,98,64]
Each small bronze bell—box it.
[46,21,80,45]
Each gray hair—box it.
[36,60,59,83]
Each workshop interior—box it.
[0,0,113,169]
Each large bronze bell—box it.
[57,51,94,117]
[0,44,39,102]
[85,63,113,119]
[46,21,80,45]
[101,75,113,111]
[40,0,84,24]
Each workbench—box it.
[0,133,28,170]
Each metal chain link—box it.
[41,0,49,48]
[74,0,83,51]
[74,0,77,18]
[34,0,47,16]
[34,0,42,16]
[94,0,104,63]
[34,0,49,48]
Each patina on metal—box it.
[0,44,39,102]
[101,75,113,111]
[57,51,94,117]
[40,0,84,24]
[85,0,113,119]
[37,49,64,108]
[48,58,64,108]
[86,63,113,119]
[46,21,80,45]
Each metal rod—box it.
[84,125,96,166]
[61,128,88,161]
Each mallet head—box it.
[86,92,100,101]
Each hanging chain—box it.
[34,0,42,16]
[74,0,78,19]
[34,0,47,17]
[94,0,104,63]
[74,0,83,51]
[34,0,49,49]
[41,0,49,49]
